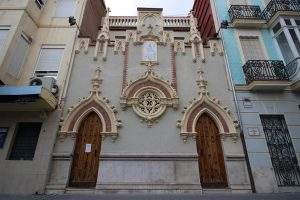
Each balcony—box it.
[0,86,57,111]
[242,60,290,91]
[286,57,300,91]
[228,5,266,28]
[109,16,190,30]
[262,0,300,26]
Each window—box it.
[240,36,266,61]
[0,127,8,149]
[260,115,300,186]
[7,34,30,78]
[35,45,64,78]
[272,18,300,66]
[35,0,47,9]
[9,123,42,160]
[0,28,9,53]
[55,0,76,17]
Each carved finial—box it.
[91,67,102,92]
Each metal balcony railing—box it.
[243,60,289,84]
[228,5,262,21]
[262,0,300,21]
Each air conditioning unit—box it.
[29,76,59,96]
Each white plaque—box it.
[142,41,157,62]
[85,144,92,153]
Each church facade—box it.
[45,7,252,194]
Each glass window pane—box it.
[295,19,300,26]
[276,32,294,63]
[289,28,300,54]
[285,19,292,26]
[272,23,281,34]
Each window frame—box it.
[0,127,9,149]
[33,44,65,78]
[8,122,42,161]
[0,26,10,53]
[271,17,300,64]
[7,33,31,78]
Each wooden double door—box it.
[69,112,102,188]
[196,113,228,188]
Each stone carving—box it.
[121,63,179,126]
[59,67,121,141]
[177,65,239,142]
[75,38,90,54]
[208,39,224,56]
[94,8,111,61]
[114,40,126,54]
[188,12,205,63]
[173,40,185,55]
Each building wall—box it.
[0,0,107,195]
[0,111,60,194]
[212,0,280,84]
[236,91,300,193]
[46,18,251,192]
[209,0,300,193]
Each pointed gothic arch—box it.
[178,95,238,141]
[59,67,121,141]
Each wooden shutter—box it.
[55,0,76,17]
[7,35,30,78]
[35,45,64,77]
[240,36,266,62]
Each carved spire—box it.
[94,8,111,61]
[90,67,103,93]
[188,11,205,63]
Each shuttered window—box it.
[229,0,247,5]
[9,123,42,160]
[35,45,64,77]
[7,34,30,78]
[240,36,266,61]
[54,0,76,17]
[0,28,9,53]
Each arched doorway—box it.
[196,113,228,188]
[69,112,102,188]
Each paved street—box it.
[0,193,300,200]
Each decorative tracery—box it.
[121,64,178,126]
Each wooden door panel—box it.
[69,112,102,188]
[196,113,227,188]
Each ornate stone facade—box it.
[46,7,252,194]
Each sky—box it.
[104,0,194,16]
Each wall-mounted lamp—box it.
[68,16,80,31]
[214,20,229,37]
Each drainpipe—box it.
[219,29,256,193]
[209,0,256,193]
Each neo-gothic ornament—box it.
[59,67,121,141]
[189,12,205,62]
[121,63,178,126]
[94,8,111,61]
[177,65,239,142]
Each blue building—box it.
[193,0,300,193]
